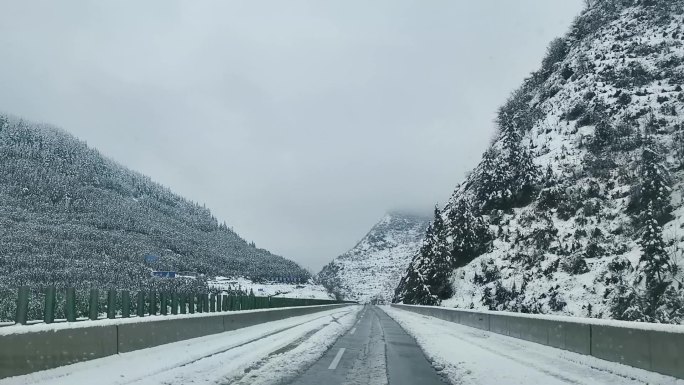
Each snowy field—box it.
[209,277,334,300]
[382,306,684,385]
[0,306,360,385]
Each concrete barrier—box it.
[650,329,684,379]
[0,325,118,379]
[391,304,684,379]
[118,314,225,353]
[591,324,651,370]
[0,304,349,379]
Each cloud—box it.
[0,0,584,271]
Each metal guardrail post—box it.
[216,294,222,312]
[107,289,117,319]
[180,293,187,314]
[15,286,29,325]
[203,294,209,313]
[210,294,216,312]
[65,287,76,322]
[171,292,179,315]
[44,286,56,324]
[189,294,195,314]
[137,291,145,317]
[89,289,99,321]
[122,291,131,318]
[197,294,203,313]
[160,292,168,315]
[149,290,157,315]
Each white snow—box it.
[209,276,334,300]
[319,212,429,303]
[398,304,684,333]
[0,305,343,336]
[438,4,684,321]
[382,306,684,385]
[0,306,361,385]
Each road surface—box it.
[1,305,680,385]
[289,305,445,384]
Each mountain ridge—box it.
[318,211,429,303]
[395,0,684,324]
[0,115,310,296]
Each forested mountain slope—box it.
[0,116,309,293]
[395,0,684,323]
[318,212,428,303]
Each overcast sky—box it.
[0,0,584,272]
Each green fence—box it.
[5,286,351,326]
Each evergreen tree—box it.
[640,140,672,224]
[447,199,492,269]
[639,202,671,318]
[394,256,438,306]
[476,127,538,210]
[393,207,449,305]
[424,206,453,300]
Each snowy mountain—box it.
[318,212,429,303]
[0,116,310,298]
[396,0,684,323]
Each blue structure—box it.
[151,271,176,278]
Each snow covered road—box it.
[290,305,444,385]
[0,306,360,385]
[382,306,684,385]
[4,304,680,385]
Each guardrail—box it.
[1,303,353,379]
[391,303,684,380]
[4,285,350,326]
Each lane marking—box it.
[350,327,357,335]
[328,348,346,370]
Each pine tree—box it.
[640,140,672,224]
[393,207,449,305]
[393,256,438,306]
[447,199,492,269]
[476,127,538,210]
[424,206,453,300]
[639,202,670,319]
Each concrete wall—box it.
[0,304,349,379]
[391,304,683,380]
[0,325,117,379]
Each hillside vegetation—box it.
[395,0,684,324]
[0,116,309,297]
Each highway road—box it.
[289,305,445,385]
[2,305,679,385]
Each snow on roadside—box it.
[227,305,362,385]
[0,305,344,336]
[381,306,684,385]
[0,306,357,385]
[210,276,334,300]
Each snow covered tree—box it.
[446,199,492,269]
[476,127,538,211]
[394,207,451,304]
[639,202,671,318]
[393,256,438,306]
[639,140,672,224]
[425,206,453,299]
